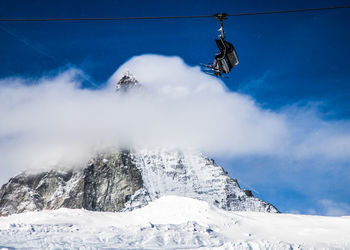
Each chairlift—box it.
[201,13,239,77]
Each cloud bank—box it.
[0,54,350,183]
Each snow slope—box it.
[125,149,277,212]
[0,196,349,249]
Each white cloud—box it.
[319,199,350,216]
[0,54,350,184]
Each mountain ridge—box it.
[0,149,278,216]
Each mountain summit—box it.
[115,71,140,91]
[0,74,278,216]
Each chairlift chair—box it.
[201,13,239,77]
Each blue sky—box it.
[1,0,350,215]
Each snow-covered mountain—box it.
[0,72,277,216]
[1,72,349,249]
[0,196,349,249]
[0,72,289,248]
[0,149,277,217]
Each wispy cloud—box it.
[319,199,350,216]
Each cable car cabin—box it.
[213,37,239,74]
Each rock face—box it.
[0,150,278,216]
[83,152,143,212]
[115,71,140,91]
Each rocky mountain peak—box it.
[0,73,279,216]
[0,149,278,216]
[115,71,140,92]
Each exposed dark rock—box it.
[82,152,143,211]
[0,152,143,216]
[244,190,253,197]
[115,71,140,92]
[0,150,278,216]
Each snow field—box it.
[0,196,349,249]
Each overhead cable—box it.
[0,5,349,22]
